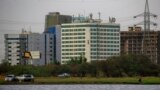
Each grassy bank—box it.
[1,77,160,85]
[34,77,160,84]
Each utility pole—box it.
[134,0,157,61]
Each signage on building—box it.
[24,51,32,59]
[30,51,40,59]
[23,51,40,59]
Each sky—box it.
[0,0,160,62]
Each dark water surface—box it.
[0,85,160,90]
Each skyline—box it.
[0,0,160,61]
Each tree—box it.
[67,55,87,65]
[78,63,89,77]
[0,61,11,75]
[57,65,71,74]
[107,54,160,77]
[88,63,97,77]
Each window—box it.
[91,33,97,35]
[91,52,97,55]
[8,59,11,60]
[16,46,20,48]
[8,50,11,52]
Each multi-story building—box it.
[27,33,55,65]
[4,34,27,65]
[45,12,72,31]
[121,26,160,64]
[4,30,55,66]
[44,12,72,63]
[44,25,61,63]
[61,17,120,64]
[44,33,56,64]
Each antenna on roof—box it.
[83,10,85,17]
[72,15,74,22]
[29,26,32,33]
[89,13,93,20]
[98,12,101,20]
[78,14,80,20]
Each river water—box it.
[0,85,160,90]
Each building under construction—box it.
[121,0,160,64]
[121,26,160,64]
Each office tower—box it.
[61,16,120,64]
[44,25,61,63]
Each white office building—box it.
[61,20,120,64]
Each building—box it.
[4,34,27,65]
[61,17,120,64]
[44,12,72,63]
[27,33,55,65]
[4,30,55,66]
[45,12,72,31]
[44,25,61,63]
[121,26,160,64]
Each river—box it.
[0,85,160,90]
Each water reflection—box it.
[0,85,160,90]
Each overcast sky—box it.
[0,0,160,61]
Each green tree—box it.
[78,63,89,77]
[0,61,11,75]
[67,54,87,65]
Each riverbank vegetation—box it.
[0,55,160,77]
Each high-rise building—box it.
[121,26,160,64]
[44,12,72,62]
[44,25,61,63]
[45,12,72,31]
[61,17,120,64]
[4,34,27,65]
